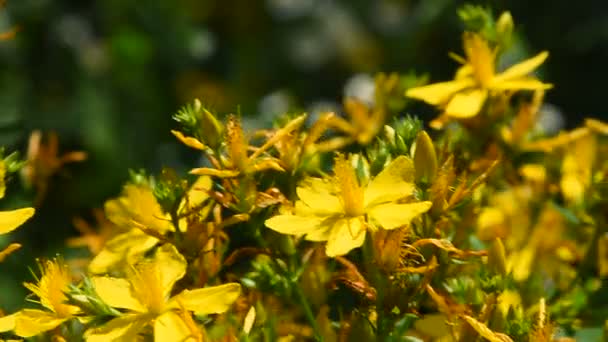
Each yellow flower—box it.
[88,176,211,274]
[85,244,241,342]
[0,159,35,235]
[406,32,551,119]
[0,259,80,337]
[265,155,432,257]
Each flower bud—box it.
[413,130,438,183]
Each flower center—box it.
[334,154,365,217]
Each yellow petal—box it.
[171,130,206,150]
[154,311,193,342]
[445,89,488,118]
[85,314,148,342]
[169,283,241,315]
[13,309,67,338]
[0,312,17,332]
[405,79,475,105]
[105,184,172,233]
[368,202,432,230]
[153,244,187,299]
[364,156,415,208]
[493,51,549,83]
[490,78,552,90]
[88,230,159,274]
[92,277,146,312]
[325,218,366,257]
[265,215,323,235]
[305,226,332,242]
[296,185,342,215]
[0,207,35,234]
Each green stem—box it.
[293,280,323,341]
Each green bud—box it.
[197,99,224,150]
[496,11,514,49]
[413,130,438,183]
[488,238,508,276]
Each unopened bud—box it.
[413,130,438,183]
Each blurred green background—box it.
[1,0,608,309]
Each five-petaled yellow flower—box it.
[85,244,241,342]
[265,154,432,257]
[0,259,80,337]
[406,32,551,119]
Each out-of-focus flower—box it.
[406,33,551,119]
[265,154,431,256]
[21,130,87,204]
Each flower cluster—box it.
[1,6,608,342]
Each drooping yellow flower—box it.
[265,155,432,257]
[85,244,241,342]
[0,159,35,235]
[88,176,212,274]
[0,259,80,338]
[406,32,551,119]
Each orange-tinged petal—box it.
[92,277,146,312]
[265,215,324,235]
[13,309,67,338]
[405,79,475,105]
[445,89,488,118]
[169,283,241,315]
[189,167,240,178]
[171,130,206,150]
[85,314,148,342]
[364,156,415,208]
[325,218,366,257]
[368,202,432,230]
[154,311,193,342]
[0,207,35,234]
[493,51,549,83]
